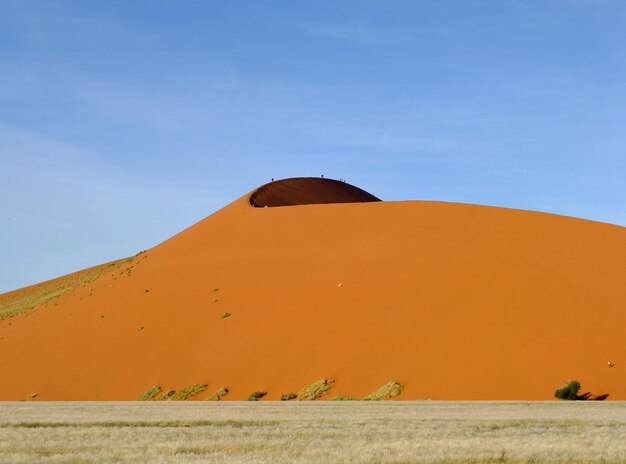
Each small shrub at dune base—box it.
[170,384,208,401]
[364,381,404,400]
[156,390,176,400]
[555,380,583,400]
[554,380,609,401]
[205,387,229,401]
[297,379,334,400]
[332,396,357,401]
[138,385,161,401]
[280,393,297,401]
[246,391,267,401]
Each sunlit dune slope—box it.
[0,177,624,400]
[0,259,127,320]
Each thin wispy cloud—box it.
[2,0,151,47]
[564,0,616,5]
[296,21,391,44]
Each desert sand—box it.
[0,177,624,400]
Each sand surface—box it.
[0,178,624,400]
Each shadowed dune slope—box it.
[0,178,624,400]
[249,177,381,207]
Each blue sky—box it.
[1,0,625,293]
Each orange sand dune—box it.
[0,177,624,400]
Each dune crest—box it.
[0,177,624,400]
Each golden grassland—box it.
[0,401,624,463]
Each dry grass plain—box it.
[0,401,624,463]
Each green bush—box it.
[170,384,207,401]
[296,379,333,400]
[364,381,403,400]
[247,391,267,401]
[138,385,161,401]
[206,387,229,401]
[156,389,176,400]
[555,380,587,400]
[554,380,609,401]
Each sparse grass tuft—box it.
[205,387,229,401]
[0,258,128,320]
[156,389,176,400]
[332,396,357,401]
[169,384,208,401]
[297,379,333,400]
[138,385,161,401]
[246,391,267,401]
[0,419,281,429]
[364,381,403,400]
[280,393,297,401]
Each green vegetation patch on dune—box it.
[138,385,162,401]
[246,391,267,401]
[169,384,208,401]
[554,380,609,401]
[364,381,403,400]
[297,379,334,400]
[205,387,229,401]
[0,255,144,320]
[156,390,176,401]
